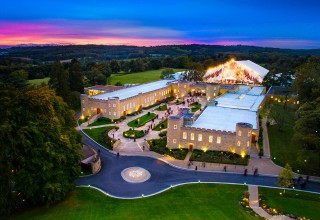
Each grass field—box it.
[259,187,320,219]
[82,126,117,149]
[28,77,50,86]
[8,184,255,220]
[108,69,185,85]
[268,103,319,176]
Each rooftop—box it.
[235,60,269,78]
[91,80,174,100]
[85,85,124,91]
[190,106,257,132]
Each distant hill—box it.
[0,44,319,61]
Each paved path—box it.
[76,132,320,198]
[262,117,271,158]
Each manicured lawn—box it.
[109,68,185,85]
[191,102,202,112]
[268,103,319,176]
[155,104,167,111]
[82,126,118,150]
[191,150,249,165]
[123,129,145,139]
[259,187,320,220]
[127,113,156,128]
[148,138,188,160]
[8,185,255,220]
[88,117,114,126]
[153,119,168,131]
[28,77,50,86]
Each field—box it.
[8,184,255,220]
[259,187,320,219]
[267,103,319,176]
[108,69,185,85]
[28,77,50,86]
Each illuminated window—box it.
[214,93,216,96]
[237,141,241,146]
[190,133,194,140]
[198,134,202,141]
[184,85,186,88]
[130,103,132,108]
[247,141,250,147]
[238,130,242,136]
[155,93,156,96]
[209,135,213,143]
[247,131,251,137]
[217,137,221,144]
[113,112,116,116]
[123,106,126,111]
[183,132,187,139]
[174,124,177,129]
[127,104,129,109]
[133,102,136,107]
[173,139,177,143]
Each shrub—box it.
[159,130,167,137]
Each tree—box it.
[294,97,320,167]
[183,62,205,81]
[49,61,70,102]
[277,163,295,193]
[110,60,121,74]
[94,74,107,85]
[294,57,320,104]
[96,62,112,78]
[0,84,82,214]
[68,59,84,93]
[160,68,175,79]
[8,69,28,88]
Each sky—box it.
[0,0,320,49]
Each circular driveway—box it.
[76,133,320,198]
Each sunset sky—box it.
[1,0,320,49]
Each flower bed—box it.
[123,129,145,139]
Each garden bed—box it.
[123,129,145,139]
[155,104,167,111]
[148,138,188,160]
[88,116,126,126]
[127,112,157,127]
[191,102,201,112]
[191,149,249,165]
[153,119,168,131]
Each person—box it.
[143,145,145,151]
[98,149,100,155]
[117,152,120,158]
[195,166,198,171]
[301,181,307,190]
[223,166,227,172]
[254,168,258,176]
[187,162,191,168]
[244,169,247,176]
[306,175,310,182]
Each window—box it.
[209,135,213,143]
[127,104,129,109]
[109,112,111,116]
[190,133,194,140]
[173,124,177,129]
[133,102,136,107]
[238,130,242,136]
[145,98,146,103]
[113,104,116,107]
[247,131,251,137]
[130,103,132,108]
[214,87,216,90]
[237,140,241,146]
[214,93,216,96]
[198,134,202,141]
[108,104,111,107]
[123,106,126,111]
[83,108,85,111]
[173,139,177,143]
[113,112,116,116]
[155,93,156,96]
[82,100,85,103]
[184,85,186,88]
[183,132,187,139]
[217,137,221,144]
[247,141,250,147]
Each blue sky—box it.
[1,0,319,48]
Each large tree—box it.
[110,60,121,74]
[49,61,70,102]
[294,57,320,104]
[68,59,84,93]
[0,84,82,214]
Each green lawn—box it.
[259,187,320,219]
[88,117,115,126]
[191,102,202,112]
[108,69,185,85]
[28,77,50,86]
[82,126,118,149]
[127,113,156,128]
[155,104,167,111]
[123,129,145,139]
[8,184,255,220]
[268,103,319,176]
[153,119,168,131]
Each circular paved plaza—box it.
[121,167,151,183]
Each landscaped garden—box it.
[267,102,319,176]
[123,129,145,139]
[83,126,118,150]
[191,149,250,165]
[88,116,126,126]
[127,112,157,128]
[155,104,167,111]
[148,138,188,160]
[8,184,256,220]
[153,119,167,131]
[259,187,320,220]
[191,102,201,112]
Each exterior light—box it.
[304,160,307,163]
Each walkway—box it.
[262,117,271,158]
[248,185,294,220]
